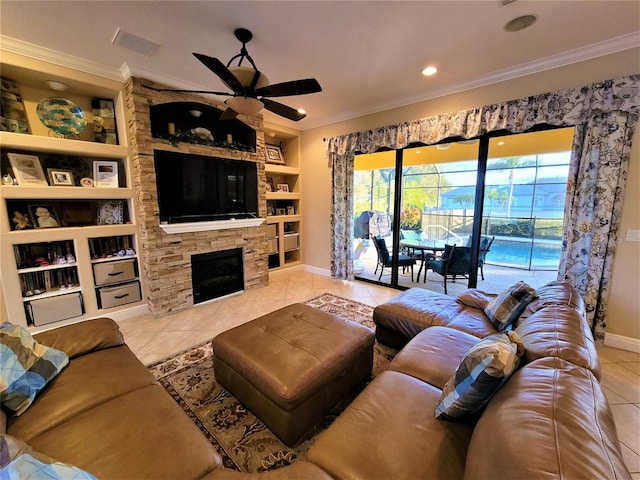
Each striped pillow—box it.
[0,322,69,416]
[0,435,97,479]
[484,281,537,331]
[435,331,525,420]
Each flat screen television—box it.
[154,150,258,224]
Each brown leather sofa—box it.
[3,281,631,479]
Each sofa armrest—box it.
[34,318,124,359]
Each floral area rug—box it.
[147,293,397,473]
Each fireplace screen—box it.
[191,248,244,304]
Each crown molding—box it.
[0,35,124,82]
[302,32,640,130]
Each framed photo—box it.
[275,207,286,216]
[92,98,118,145]
[7,153,47,186]
[10,208,33,230]
[276,183,289,192]
[93,160,119,188]
[286,205,295,215]
[264,144,285,165]
[28,204,60,229]
[266,176,274,192]
[97,201,124,225]
[267,201,276,216]
[1,77,30,134]
[48,168,75,186]
[60,201,94,227]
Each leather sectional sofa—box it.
[2,281,631,479]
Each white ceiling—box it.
[1,1,639,130]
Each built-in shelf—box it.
[159,218,265,234]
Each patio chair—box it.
[465,235,495,280]
[372,235,415,282]
[425,244,471,294]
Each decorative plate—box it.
[36,97,87,136]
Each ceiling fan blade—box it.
[193,53,244,92]
[220,107,239,120]
[255,78,322,98]
[262,98,306,121]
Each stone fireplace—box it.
[124,77,269,316]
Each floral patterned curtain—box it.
[326,75,639,339]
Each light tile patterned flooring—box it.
[117,269,640,477]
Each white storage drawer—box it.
[98,281,141,309]
[93,259,137,286]
[28,292,83,326]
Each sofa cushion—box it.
[484,281,537,331]
[388,326,481,390]
[515,305,601,379]
[7,345,157,442]
[308,370,473,480]
[25,384,222,480]
[374,288,496,349]
[464,357,630,480]
[34,318,124,359]
[435,331,524,420]
[0,322,69,416]
[0,434,96,479]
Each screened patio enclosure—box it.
[353,127,574,291]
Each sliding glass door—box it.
[352,127,574,292]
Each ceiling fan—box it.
[146,28,322,122]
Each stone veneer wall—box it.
[124,77,269,316]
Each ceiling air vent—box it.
[111,28,160,57]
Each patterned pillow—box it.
[484,281,537,331]
[0,322,69,415]
[0,434,97,479]
[435,331,525,420]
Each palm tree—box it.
[490,156,535,217]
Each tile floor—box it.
[117,268,640,478]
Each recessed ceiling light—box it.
[435,144,450,150]
[297,108,306,115]
[46,80,69,91]
[504,14,538,32]
[422,66,438,76]
[498,141,505,146]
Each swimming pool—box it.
[488,239,561,270]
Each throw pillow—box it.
[435,331,525,420]
[484,281,537,331]
[456,289,498,310]
[0,322,69,416]
[0,434,97,479]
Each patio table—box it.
[399,240,445,282]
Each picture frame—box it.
[286,205,295,215]
[60,201,94,227]
[276,183,289,192]
[97,200,124,225]
[28,204,60,229]
[9,208,33,231]
[48,168,75,186]
[266,176,274,192]
[267,201,276,216]
[93,160,119,188]
[275,207,286,216]
[7,153,47,186]
[92,98,118,145]
[264,144,285,165]
[1,77,30,134]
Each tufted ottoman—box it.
[212,303,375,446]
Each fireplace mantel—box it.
[159,218,265,234]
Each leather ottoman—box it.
[212,303,375,446]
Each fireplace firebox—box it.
[191,248,244,304]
